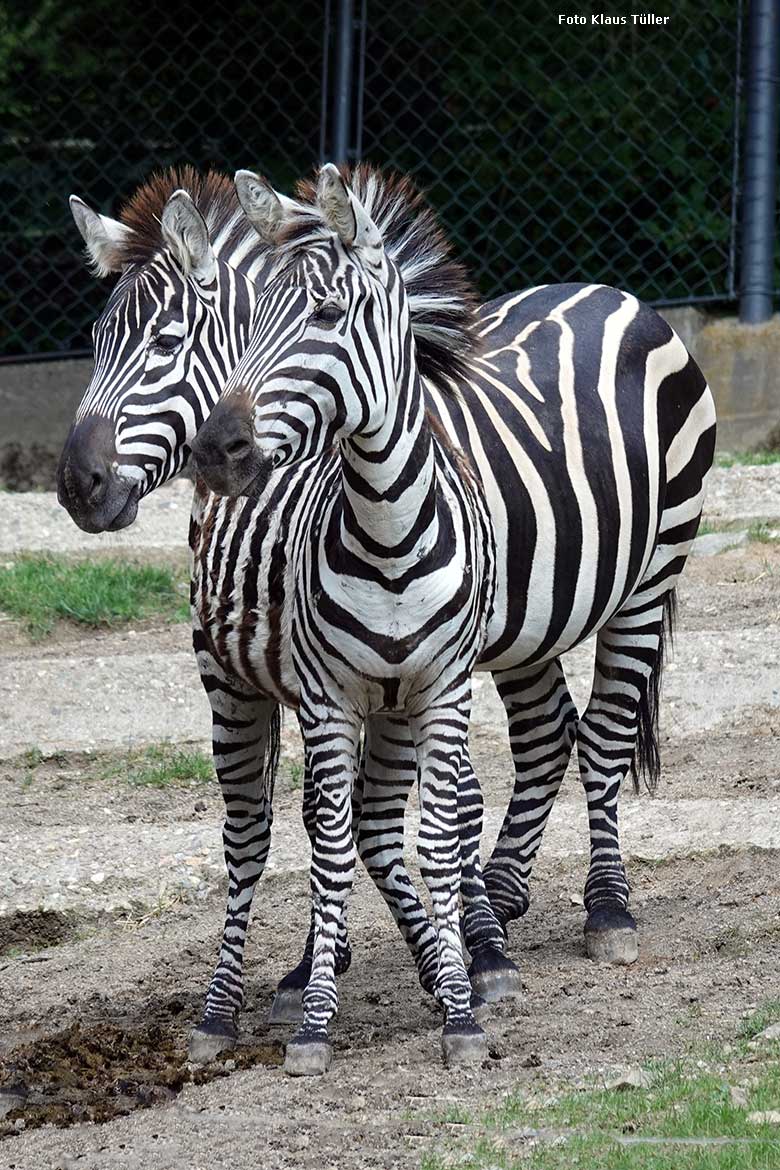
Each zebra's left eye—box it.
[311,301,342,326]
[151,333,182,354]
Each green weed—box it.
[0,555,189,638]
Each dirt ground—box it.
[0,506,779,1167]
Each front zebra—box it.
[192,164,496,1072]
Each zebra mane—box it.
[115,166,262,268]
[286,165,479,394]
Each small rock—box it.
[690,530,748,557]
[747,1110,780,1125]
[755,1022,780,1043]
[569,893,584,906]
[223,1059,236,1072]
[729,1086,748,1108]
[605,1068,652,1092]
[90,872,106,885]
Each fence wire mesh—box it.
[0,0,742,359]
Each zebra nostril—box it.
[225,438,252,460]
[87,468,105,503]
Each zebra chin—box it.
[56,416,142,533]
[58,473,140,534]
[190,402,273,499]
[193,453,273,501]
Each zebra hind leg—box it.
[189,645,280,1062]
[578,590,675,965]
[458,747,523,1003]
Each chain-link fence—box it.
[0,0,750,359]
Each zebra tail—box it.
[630,588,677,794]
[262,705,283,805]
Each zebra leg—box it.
[410,707,488,1067]
[458,748,523,1003]
[270,752,352,1025]
[284,707,361,1077]
[482,659,579,926]
[354,715,442,995]
[579,594,671,965]
[189,645,279,1063]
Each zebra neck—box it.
[338,370,441,575]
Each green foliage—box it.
[102,743,213,788]
[0,554,189,637]
[0,0,743,356]
[363,0,739,301]
[717,451,780,468]
[422,1044,780,1170]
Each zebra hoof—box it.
[284,1038,333,1077]
[188,1020,237,1064]
[269,987,305,1025]
[441,1022,488,1067]
[468,946,523,1003]
[584,905,638,965]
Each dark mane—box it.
[116,166,251,268]
[289,164,479,394]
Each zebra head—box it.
[191,164,475,500]
[57,171,260,532]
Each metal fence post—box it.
[739,0,780,324]
[332,0,354,164]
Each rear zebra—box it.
[57,164,715,1059]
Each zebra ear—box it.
[160,189,217,285]
[234,170,287,243]
[317,163,381,250]
[69,195,131,277]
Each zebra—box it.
[57,164,716,1061]
[191,163,504,1072]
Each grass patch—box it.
[102,744,213,788]
[738,1001,780,1040]
[747,522,779,545]
[717,451,780,468]
[422,1037,780,1170]
[0,555,189,638]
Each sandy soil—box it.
[0,490,779,1169]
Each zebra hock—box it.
[57,169,518,1063]
[191,164,499,1074]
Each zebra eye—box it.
[311,300,342,326]
[151,333,182,354]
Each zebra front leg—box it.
[457,748,523,1003]
[410,705,488,1067]
[270,750,352,1024]
[190,637,279,1062]
[579,597,670,965]
[284,706,361,1077]
[482,659,578,926]
[355,715,441,996]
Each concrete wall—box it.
[0,358,92,488]
[1,308,778,486]
[660,307,780,452]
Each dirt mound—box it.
[0,1017,283,1136]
